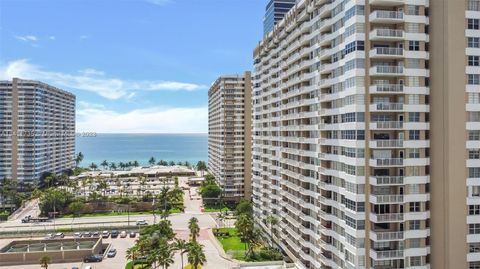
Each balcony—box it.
[371,102,404,111]
[369,47,404,58]
[371,176,404,185]
[372,158,404,166]
[371,121,404,129]
[370,29,404,41]
[371,230,404,241]
[370,213,404,222]
[371,194,404,204]
[370,249,404,260]
[370,10,404,23]
[369,0,407,6]
[370,65,404,76]
[370,84,404,93]
[371,139,404,148]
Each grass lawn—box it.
[215,228,247,260]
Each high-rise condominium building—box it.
[0,78,76,186]
[250,0,465,268]
[208,72,252,201]
[264,0,297,35]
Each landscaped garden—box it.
[213,200,284,262]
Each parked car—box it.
[45,233,54,239]
[84,254,103,262]
[74,232,82,238]
[71,267,80,269]
[84,267,92,269]
[120,231,127,238]
[111,230,119,238]
[107,248,117,258]
[129,231,136,238]
[101,231,110,238]
[136,220,148,226]
[83,231,92,237]
[92,231,100,237]
[55,232,65,238]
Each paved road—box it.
[0,183,236,269]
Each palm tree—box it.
[89,162,98,171]
[81,178,89,201]
[157,240,174,269]
[169,161,175,166]
[173,239,188,269]
[149,157,156,166]
[96,178,108,200]
[188,217,200,242]
[139,177,147,198]
[101,160,108,170]
[266,214,279,247]
[109,162,117,170]
[75,152,84,167]
[39,255,51,269]
[133,160,140,167]
[187,241,206,269]
[196,161,207,176]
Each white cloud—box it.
[15,35,37,42]
[48,36,56,40]
[0,59,208,100]
[80,35,89,39]
[77,102,207,133]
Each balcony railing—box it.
[372,121,404,129]
[372,213,404,222]
[371,28,404,38]
[374,102,404,110]
[371,10,404,20]
[373,231,404,241]
[375,158,404,166]
[371,249,404,259]
[372,194,404,203]
[372,65,404,74]
[371,47,404,56]
[374,139,404,148]
[371,84,404,93]
[374,176,404,185]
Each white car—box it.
[74,232,82,238]
[120,231,127,238]
[136,220,148,226]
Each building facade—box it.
[253,0,432,268]
[264,0,297,35]
[0,78,76,186]
[208,72,252,201]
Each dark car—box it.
[83,231,92,238]
[84,254,103,263]
[129,231,136,238]
[111,230,119,238]
[92,231,100,237]
[107,248,117,258]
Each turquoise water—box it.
[76,133,207,166]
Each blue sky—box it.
[0,0,265,133]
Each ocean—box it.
[75,133,208,167]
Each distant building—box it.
[208,72,252,201]
[0,78,75,186]
[263,0,296,35]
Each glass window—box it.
[469,205,480,215]
[469,74,480,85]
[409,202,421,212]
[468,37,480,48]
[468,18,480,30]
[409,41,420,51]
[469,56,480,66]
[409,130,420,140]
[469,223,480,234]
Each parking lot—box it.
[0,235,136,269]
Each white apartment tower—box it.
[208,72,252,201]
[253,0,432,268]
[0,78,76,186]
